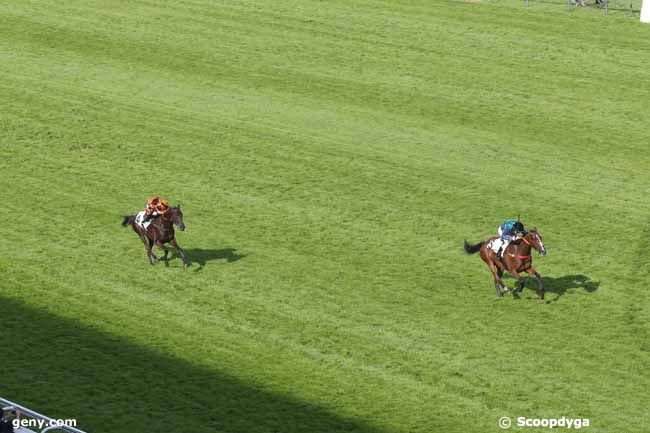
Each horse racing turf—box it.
[1,1,648,432]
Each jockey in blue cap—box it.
[495,218,526,258]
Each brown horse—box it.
[121,205,190,267]
[464,228,547,299]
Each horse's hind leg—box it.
[495,269,507,296]
[488,262,504,297]
[136,230,156,265]
[146,238,158,265]
[493,280,502,297]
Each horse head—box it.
[524,227,546,256]
[168,204,186,231]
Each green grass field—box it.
[1,1,649,432]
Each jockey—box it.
[496,218,525,257]
[143,195,170,223]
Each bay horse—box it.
[464,228,547,299]
[121,205,190,267]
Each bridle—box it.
[158,208,176,226]
[518,234,532,260]
[164,207,183,228]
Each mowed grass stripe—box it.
[1,1,650,432]
[2,0,644,322]
[5,0,650,137]
[2,63,647,265]
[2,5,644,209]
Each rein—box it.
[155,211,175,230]
[518,235,532,259]
[160,208,182,231]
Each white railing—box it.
[0,397,88,433]
[642,0,650,21]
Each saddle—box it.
[135,211,154,229]
[488,237,521,259]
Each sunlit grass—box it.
[1,1,649,432]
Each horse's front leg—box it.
[527,268,544,301]
[170,238,190,268]
[154,240,169,260]
[512,269,526,293]
[508,269,525,293]
[503,259,526,293]
[515,274,525,293]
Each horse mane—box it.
[158,205,182,226]
[161,205,180,215]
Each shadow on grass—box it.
[174,248,246,271]
[511,274,599,302]
[542,274,599,301]
[0,297,381,433]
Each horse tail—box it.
[464,240,483,255]
[121,215,136,227]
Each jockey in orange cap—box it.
[143,195,170,223]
